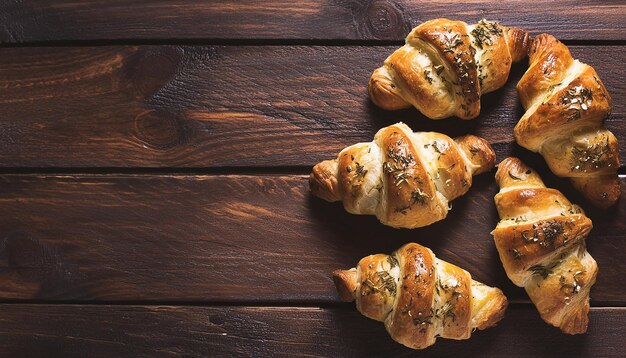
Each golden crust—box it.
[506,27,532,63]
[436,259,472,339]
[309,159,341,202]
[369,18,528,120]
[494,186,563,218]
[477,26,510,93]
[515,67,613,150]
[332,269,357,302]
[332,243,508,349]
[378,127,445,228]
[541,129,620,178]
[515,33,620,208]
[368,66,411,110]
[356,254,397,321]
[517,34,574,108]
[382,45,455,119]
[495,156,545,189]
[387,244,436,349]
[560,300,591,335]
[493,157,598,334]
[426,135,472,201]
[309,122,494,229]
[455,134,497,175]
[493,214,592,284]
[525,251,597,334]
[411,19,480,119]
[471,285,508,330]
[337,144,377,213]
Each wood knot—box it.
[124,47,181,99]
[134,110,188,150]
[361,0,408,39]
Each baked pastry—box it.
[310,122,495,228]
[333,242,508,349]
[492,157,597,334]
[516,33,620,208]
[369,18,530,119]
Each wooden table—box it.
[1,1,625,357]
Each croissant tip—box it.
[455,135,496,175]
[368,66,411,110]
[332,269,357,302]
[310,160,341,202]
[559,300,590,335]
[507,27,532,63]
[495,156,520,170]
[475,287,509,331]
[528,33,563,61]
[494,157,525,186]
[532,33,559,46]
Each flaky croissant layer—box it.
[492,157,598,334]
[333,243,508,349]
[310,122,495,229]
[515,34,620,208]
[369,18,530,120]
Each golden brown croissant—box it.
[492,157,597,334]
[310,122,495,228]
[333,243,508,349]
[369,18,530,120]
[516,34,620,208]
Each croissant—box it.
[369,18,530,120]
[492,157,597,334]
[333,242,508,349]
[310,122,495,228]
[516,34,620,208]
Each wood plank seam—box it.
[0,45,624,168]
[0,174,622,303]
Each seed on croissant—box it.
[493,157,597,334]
[310,122,495,229]
[333,242,508,349]
[515,34,620,208]
[369,18,530,120]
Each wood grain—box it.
[0,45,624,168]
[1,1,625,42]
[0,174,623,302]
[0,305,623,357]
[1,1,624,353]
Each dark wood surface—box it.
[0,174,624,303]
[0,1,625,357]
[1,305,624,357]
[0,45,624,168]
[1,1,625,42]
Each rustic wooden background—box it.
[0,1,624,357]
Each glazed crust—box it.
[369,18,530,120]
[332,243,507,349]
[493,157,598,334]
[386,244,437,348]
[515,34,620,208]
[309,122,495,229]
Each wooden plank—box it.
[0,174,623,302]
[0,305,623,357]
[1,1,625,42]
[0,45,624,168]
